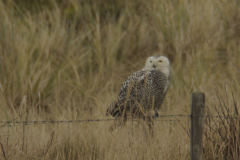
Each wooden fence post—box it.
[191,93,205,160]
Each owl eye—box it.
[158,60,163,63]
[150,61,152,63]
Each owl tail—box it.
[109,117,127,132]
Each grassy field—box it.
[0,0,240,159]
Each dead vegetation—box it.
[0,0,240,159]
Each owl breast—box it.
[138,70,169,111]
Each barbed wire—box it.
[1,114,240,126]
[0,115,188,125]
[1,119,187,127]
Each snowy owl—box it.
[106,55,171,133]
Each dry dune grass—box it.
[0,0,240,159]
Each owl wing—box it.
[106,70,150,117]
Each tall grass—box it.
[0,0,240,159]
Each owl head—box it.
[143,55,170,77]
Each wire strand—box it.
[1,114,239,126]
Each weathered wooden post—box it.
[191,93,205,160]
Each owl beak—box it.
[152,64,156,68]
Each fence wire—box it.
[0,114,189,125]
[1,114,240,127]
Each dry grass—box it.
[0,0,240,159]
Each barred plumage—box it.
[106,55,171,132]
